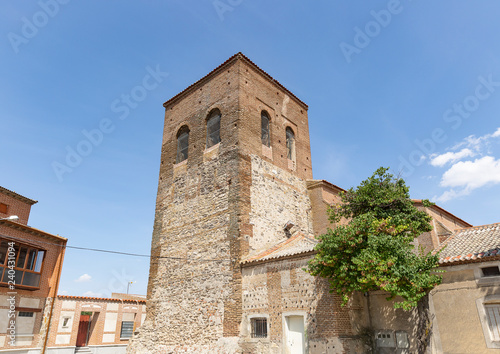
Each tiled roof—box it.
[0,219,67,242]
[163,52,308,109]
[58,295,146,303]
[241,232,318,265]
[0,186,37,205]
[437,223,500,264]
[412,199,472,228]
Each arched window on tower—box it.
[286,127,295,161]
[206,109,221,148]
[176,126,189,163]
[261,111,270,147]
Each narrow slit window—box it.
[206,110,221,148]
[286,127,295,160]
[261,112,270,147]
[176,126,190,163]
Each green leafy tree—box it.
[307,167,442,310]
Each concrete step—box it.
[74,347,93,354]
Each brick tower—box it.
[128,53,315,353]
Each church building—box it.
[128,53,478,354]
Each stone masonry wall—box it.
[128,60,243,353]
[248,155,313,256]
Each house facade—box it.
[0,186,67,353]
[430,223,500,353]
[46,294,146,354]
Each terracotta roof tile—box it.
[437,222,500,264]
[241,232,317,265]
[58,295,146,303]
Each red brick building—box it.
[0,186,67,352]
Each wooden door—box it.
[76,314,91,347]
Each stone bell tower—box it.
[128,53,313,353]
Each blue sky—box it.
[1,1,499,297]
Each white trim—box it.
[476,295,500,349]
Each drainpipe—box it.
[42,241,66,354]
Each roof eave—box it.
[162,52,308,110]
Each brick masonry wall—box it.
[0,191,34,226]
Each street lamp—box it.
[0,215,19,221]
[127,281,135,294]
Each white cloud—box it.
[83,290,102,297]
[433,189,470,203]
[493,127,500,138]
[59,290,68,295]
[430,148,475,167]
[434,156,500,202]
[75,273,92,283]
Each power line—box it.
[0,232,231,263]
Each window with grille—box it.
[0,239,45,289]
[251,318,267,338]
[206,110,221,148]
[18,311,34,317]
[261,111,270,147]
[286,127,295,161]
[176,126,190,163]
[120,321,135,339]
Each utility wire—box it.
[0,231,231,263]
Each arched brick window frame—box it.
[285,127,295,161]
[176,125,190,163]
[206,109,221,148]
[261,111,271,147]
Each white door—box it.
[285,316,304,354]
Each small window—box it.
[18,312,34,317]
[62,316,71,328]
[251,318,267,338]
[176,126,190,163]
[482,267,500,277]
[286,127,295,160]
[261,112,270,147]
[0,203,8,214]
[206,109,221,148]
[120,321,135,339]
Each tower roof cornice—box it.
[163,52,308,110]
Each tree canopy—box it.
[307,167,442,310]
